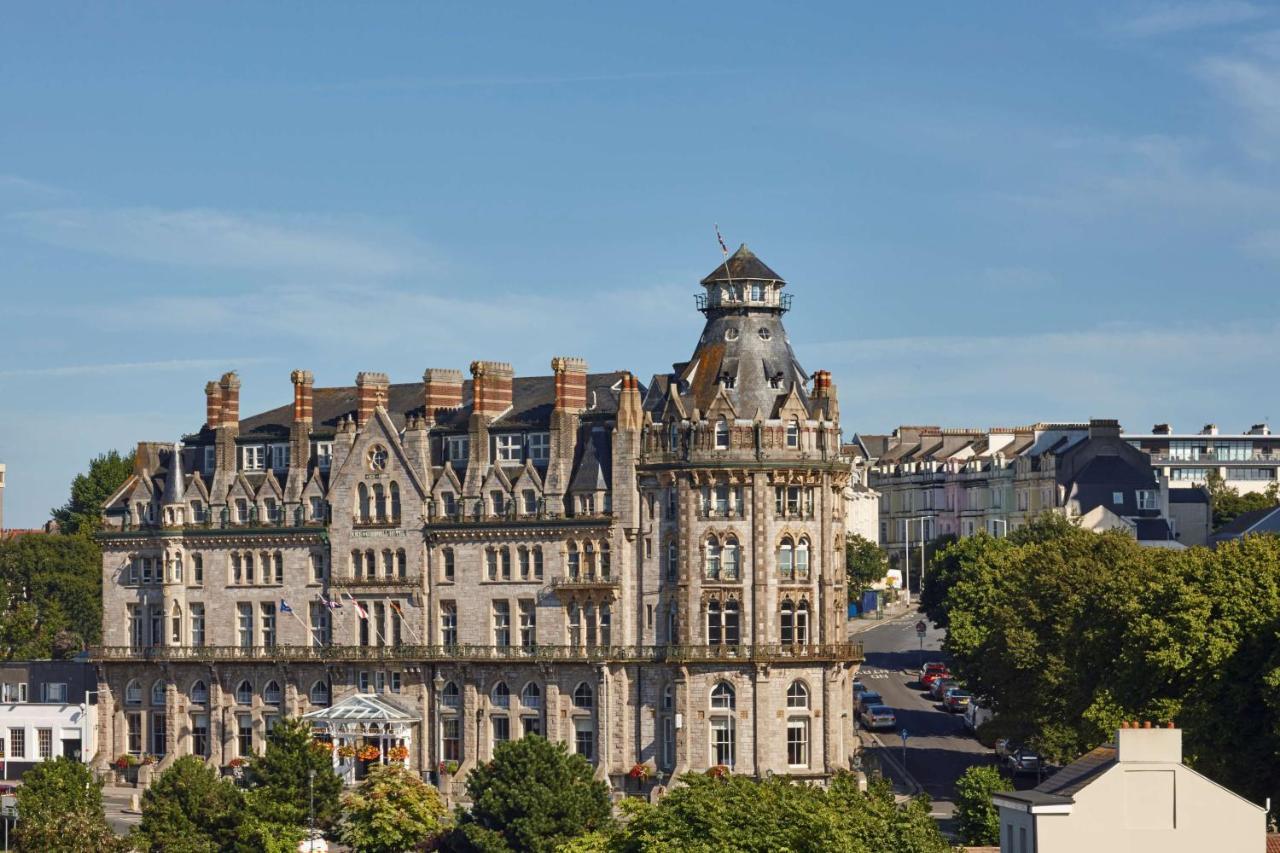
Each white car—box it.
[298,831,328,853]
[964,699,993,733]
[859,704,897,731]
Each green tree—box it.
[1206,471,1279,530]
[338,763,448,853]
[133,755,244,852]
[15,757,121,853]
[604,773,948,852]
[845,534,890,601]
[52,449,135,536]
[242,717,342,829]
[954,765,1011,845]
[450,736,611,853]
[0,532,104,651]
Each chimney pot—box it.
[205,381,222,429]
[355,372,390,425]
[218,372,241,429]
[471,361,515,418]
[422,368,464,426]
[1165,721,1175,729]
[291,369,314,423]
[1143,720,1152,729]
[551,356,588,413]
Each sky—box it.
[2,2,1280,527]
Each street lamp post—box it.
[904,516,935,605]
[432,671,445,784]
[307,769,315,853]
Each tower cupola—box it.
[697,244,790,315]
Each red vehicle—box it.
[921,667,951,689]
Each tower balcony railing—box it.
[90,641,863,665]
[106,507,326,537]
[328,573,421,589]
[549,573,620,591]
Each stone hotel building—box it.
[92,246,862,790]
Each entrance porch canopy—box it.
[302,694,420,779]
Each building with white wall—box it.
[1127,423,1278,495]
[0,661,97,779]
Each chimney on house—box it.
[422,368,464,426]
[1201,423,1219,436]
[1152,423,1172,435]
[1088,418,1121,439]
[1248,423,1271,436]
[471,361,514,418]
[205,382,222,430]
[1117,724,1182,764]
[810,369,839,422]
[616,372,643,431]
[291,370,314,424]
[356,372,390,425]
[552,357,589,412]
[218,372,241,430]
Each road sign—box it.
[900,729,909,744]
[915,620,926,636]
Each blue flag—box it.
[280,599,293,613]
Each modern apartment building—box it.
[0,660,97,779]
[866,420,1186,566]
[91,245,861,791]
[1126,423,1278,495]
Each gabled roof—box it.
[1214,505,1280,538]
[301,692,420,723]
[1036,744,1117,798]
[700,244,784,284]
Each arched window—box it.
[781,598,796,645]
[442,681,460,709]
[723,600,740,645]
[151,680,166,706]
[310,681,330,706]
[273,551,283,584]
[787,681,809,709]
[170,601,182,645]
[663,684,674,711]
[796,599,810,644]
[600,603,612,646]
[382,549,393,578]
[600,542,611,577]
[390,481,401,521]
[786,418,800,448]
[668,421,680,452]
[710,681,735,710]
[722,537,739,579]
[373,483,386,521]
[236,680,253,705]
[125,680,142,705]
[573,682,594,709]
[778,537,794,577]
[567,542,581,579]
[357,483,370,522]
[795,538,810,578]
[492,681,510,708]
[714,418,730,450]
[751,282,764,301]
[191,680,209,704]
[706,600,722,645]
[705,537,721,579]
[351,549,362,578]
[521,682,541,709]
[263,680,282,705]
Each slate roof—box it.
[1169,486,1210,505]
[700,244,785,284]
[1213,506,1280,538]
[1035,744,1117,797]
[201,371,635,442]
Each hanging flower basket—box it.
[228,757,248,768]
[139,754,156,766]
[357,745,381,761]
[628,762,652,782]
[438,760,459,775]
[310,739,334,754]
[113,754,138,770]
[387,745,409,762]
[706,764,730,779]
[337,744,357,760]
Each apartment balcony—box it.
[328,574,421,590]
[1149,452,1279,464]
[549,574,620,592]
[426,506,613,530]
[90,641,864,665]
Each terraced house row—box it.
[91,246,862,791]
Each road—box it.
[852,611,994,820]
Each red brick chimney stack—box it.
[422,368,464,426]
[291,370,314,424]
[356,372,389,425]
[812,370,832,397]
[205,381,222,429]
[470,361,514,418]
[552,356,589,412]
[218,372,241,429]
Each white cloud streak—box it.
[0,357,275,380]
[6,207,431,276]
[1115,1,1267,37]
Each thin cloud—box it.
[0,357,274,379]
[1199,56,1280,158]
[1115,1,1266,37]
[6,207,432,276]
[324,68,743,93]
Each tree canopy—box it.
[953,765,1010,845]
[448,735,611,853]
[338,763,448,853]
[601,773,948,853]
[242,717,342,828]
[845,534,890,600]
[133,756,245,852]
[1206,471,1279,530]
[15,757,121,853]
[0,532,102,655]
[52,449,134,536]
[927,518,1280,804]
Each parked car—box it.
[943,689,972,713]
[852,680,867,696]
[920,661,948,682]
[921,668,951,690]
[964,698,993,732]
[929,678,958,700]
[859,704,897,731]
[858,690,883,711]
[1004,747,1044,776]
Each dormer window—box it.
[495,434,522,462]
[240,446,265,471]
[751,283,764,301]
[527,432,550,461]
[446,436,469,463]
[203,446,215,472]
[786,419,800,449]
[719,372,735,390]
[270,444,290,470]
[315,442,333,470]
[714,419,730,450]
[758,327,772,341]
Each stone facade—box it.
[93,245,861,790]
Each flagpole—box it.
[714,224,735,295]
[347,592,390,647]
[284,601,325,646]
[390,601,423,644]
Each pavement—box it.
[102,783,143,835]
[849,604,996,835]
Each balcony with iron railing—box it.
[105,505,326,537]
[549,573,620,591]
[426,500,612,529]
[328,573,421,589]
[91,641,863,665]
